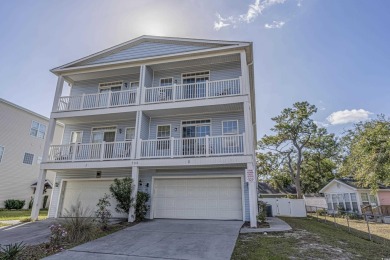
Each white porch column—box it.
[31,76,64,220]
[139,65,146,104]
[247,163,258,227]
[128,166,139,222]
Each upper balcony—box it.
[53,53,244,114]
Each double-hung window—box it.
[360,193,370,205]
[125,127,135,141]
[0,146,4,163]
[222,120,239,151]
[157,125,170,150]
[160,78,173,86]
[70,131,83,144]
[30,121,47,139]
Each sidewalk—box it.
[240,217,292,233]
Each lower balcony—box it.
[47,141,134,162]
[140,135,244,158]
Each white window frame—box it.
[90,126,117,143]
[160,77,173,86]
[98,81,123,91]
[70,131,83,144]
[156,125,171,139]
[129,81,139,88]
[180,119,212,138]
[222,120,239,135]
[0,145,4,163]
[125,127,136,141]
[30,120,47,139]
[23,152,34,165]
[181,70,211,83]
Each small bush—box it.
[136,192,150,221]
[4,200,25,210]
[110,177,134,213]
[316,208,327,216]
[28,197,34,210]
[0,242,26,259]
[62,201,96,244]
[95,194,112,230]
[257,201,267,223]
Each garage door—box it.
[61,180,126,218]
[153,177,243,220]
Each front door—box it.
[91,127,116,159]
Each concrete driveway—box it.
[0,219,57,245]
[46,219,243,260]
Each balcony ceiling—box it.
[149,53,240,71]
[65,66,140,83]
[143,102,243,118]
[57,111,137,124]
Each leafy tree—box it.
[109,177,133,213]
[340,115,390,191]
[258,102,339,198]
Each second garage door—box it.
[153,177,243,220]
[60,180,127,218]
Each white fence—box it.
[260,198,307,217]
[140,135,244,158]
[47,141,134,162]
[143,78,241,103]
[57,89,138,111]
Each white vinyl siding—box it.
[23,152,34,165]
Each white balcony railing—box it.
[47,141,134,162]
[140,134,244,158]
[144,78,241,104]
[57,89,138,112]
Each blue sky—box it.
[0,0,389,138]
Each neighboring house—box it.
[258,182,297,198]
[319,177,390,213]
[0,99,63,209]
[31,36,258,226]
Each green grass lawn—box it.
[232,217,390,260]
[0,209,48,221]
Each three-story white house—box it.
[31,36,258,226]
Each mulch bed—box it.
[242,221,270,228]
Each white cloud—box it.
[314,121,329,128]
[264,20,285,29]
[214,0,287,30]
[326,109,373,125]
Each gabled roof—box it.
[319,177,390,193]
[258,182,297,195]
[52,35,251,73]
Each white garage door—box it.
[153,177,243,220]
[61,180,126,218]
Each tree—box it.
[340,115,390,191]
[258,102,339,198]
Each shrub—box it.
[316,208,327,216]
[0,242,26,259]
[109,177,133,213]
[136,192,150,221]
[4,200,25,210]
[49,224,67,248]
[62,201,96,244]
[95,194,112,230]
[43,195,49,209]
[28,197,34,210]
[257,201,267,223]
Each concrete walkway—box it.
[240,217,292,233]
[0,219,57,245]
[46,219,243,260]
